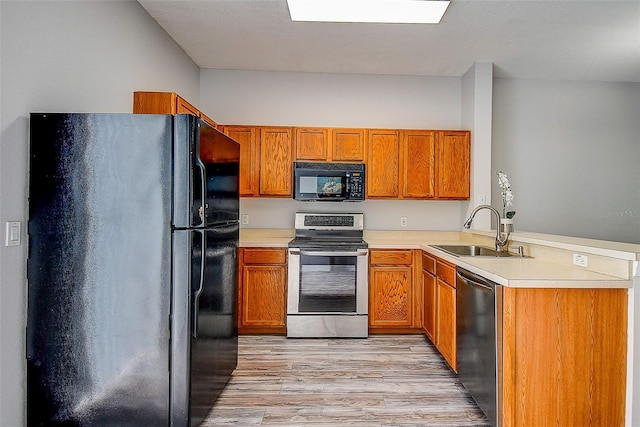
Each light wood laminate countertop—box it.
[240,228,638,289]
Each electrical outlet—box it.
[573,253,588,268]
[400,216,408,227]
[241,214,249,225]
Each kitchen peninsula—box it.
[240,227,638,426]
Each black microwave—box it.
[293,162,365,201]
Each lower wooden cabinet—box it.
[369,249,422,333]
[500,287,627,427]
[422,251,456,371]
[238,248,287,334]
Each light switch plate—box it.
[5,221,21,246]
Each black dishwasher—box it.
[456,267,503,427]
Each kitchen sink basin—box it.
[430,244,515,258]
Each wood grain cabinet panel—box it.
[435,278,456,371]
[369,266,412,327]
[436,131,470,199]
[421,251,456,371]
[238,248,287,334]
[422,270,437,342]
[401,130,436,199]
[133,91,218,128]
[332,128,366,162]
[259,127,294,197]
[222,126,258,197]
[369,250,424,332]
[366,129,400,198]
[501,287,627,427]
[295,128,329,161]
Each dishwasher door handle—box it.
[456,271,494,292]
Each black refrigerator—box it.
[26,113,240,426]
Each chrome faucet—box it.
[463,205,511,252]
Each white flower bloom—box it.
[496,170,515,213]
[504,190,514,206]
[497,171,512,191]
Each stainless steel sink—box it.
[430,244,514,258]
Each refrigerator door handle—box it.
[193,230,206,338]
[196,156,207,226]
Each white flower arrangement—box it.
[496,170,515,219]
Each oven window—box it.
[299,254,357,312]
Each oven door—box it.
[287,248,368,315]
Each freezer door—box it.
[27,113,172,426]
[173,116,240,229]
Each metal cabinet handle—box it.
[456,271,493,292]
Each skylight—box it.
[287,0,451,24]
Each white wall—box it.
[199,69,469,230]
[0,1,199,425]
[492,78,640,244]
[461,63,493,230]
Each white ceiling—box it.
[138,0,640,82]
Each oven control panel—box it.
[294,212,363,231]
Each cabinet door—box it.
[133,91,176,114]
[369,265,412,327]
[240,265,286,328]
[175,95,200,116]
[401,130,435,199]
[436,279,456,371]
[366,129,400,198]
[332,128,366,162]
[423,271,437,342]
[295,128,329,161]
[239,248,287,332]
[259,127,293,197]
[436,131,470,199]
[223,126,258,197]
[199,112,217,129]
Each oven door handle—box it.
[294,249,368,257]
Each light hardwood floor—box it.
[202,335,490,426]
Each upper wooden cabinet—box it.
[220,121,469,200]
[294,127,366,162]
[366,129,400,198]
[259,127,294,197]
[221,126,258,197]
[133,91,217,128]
[295,127,329,161]
[366,129,470,200]
[332,128,366,162]
[436,131,470,199]
[221,125,294,197]
[401,130,436,199]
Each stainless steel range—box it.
[287,212,368,338]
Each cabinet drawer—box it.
[243,248,287,265]
[436,260,456,287]
[370,250,412,266]
[422,252,436,275]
